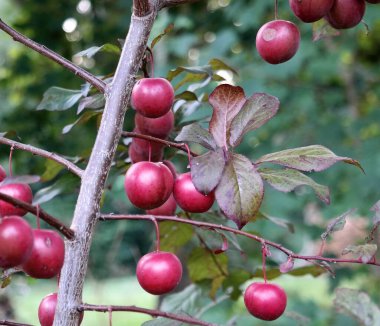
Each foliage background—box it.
[0,0,379,325]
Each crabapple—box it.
[135,110,175,139]
[326,0,366,29]
[146,194,177,216]
[0,183,33,217]
[289,0,334,22]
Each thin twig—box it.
[0,321,33,326]
[0,193,74,239]
[122,131,198,157]
[0,137,83,178]
[0,19,106,93]
[100,214,380,267]
[79,304,217,326]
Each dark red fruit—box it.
[0,216,33,268]
[131,78,175,118]
[0,183,33,217]
[173,172,214,213]
[256,20,300,64]
[289,0,334,22]
[326,0,366,29]
[38,292,83,326]
[128,142,163,163]
[124,161,174,210]
[22,229,65,279]
[132,135,165,155]
[146,194,177,216]
[0,165,6,182]
[135,110,175,139]
[136,251,182,295]
[244,282,287,321]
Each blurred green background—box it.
[0,0,380,325]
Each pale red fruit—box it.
[129,142,163,163]
[173,172,214,213]
[0,183,33,217]
[0,216,34,268]
[22,229,65,279]
[244,282,287,321]
[135,110,175,139]
[131,78,175,118]
[146,194,177,216]
[289,0,334,22]
[256,20,300,64]
[136,251,182,295]
[0,165,6,182]
[326,0,366,29]
[124,161,174,210]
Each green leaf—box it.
[252,265,326,280]
[321,209,356,240]
[175,123,217,150]
[215,153,264,229]
[175,90,198,101]
[188,247,228,283]
[1,175,40,185]
[312,19,340,41]
[342,244,377,264]
[1,275,11,288]
[334,288,380,326]
[209,84,246,149]
[256,145,363,173]
[223,269,251,300]
[229,93,280,147]
[167,65,211,82]
[77,94,105,114]
[257,211,295,233]
[311,260,335,277]
[142,319,182,326]
[151,23,174,49]
[62,111,101,134]
[74,44,121,58]
[209,58,238,75]
[159,221,194,253]
[191,148,226,194]
[32,185,62,205]
[37,87,84,111]
[259,168,330,204]
[40,160,65,182]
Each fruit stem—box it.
[108,306,113,326]
[261,243,267,283]
[36,204,41,229]
[148,142,152,162]
[184,144,192,169]
[274,0,278,20]
[150,216,160,252]
[8,145,14,177]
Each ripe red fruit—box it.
[173,172,214,213]
[146,194,177,216]
[135,110,175,139]
[0,183,33,217]
[244,282,287,321]
[132,135,165,155]
[131,78,175,118]
[326,0,366,29]
[22,229,65,279]
[289,0,334,22]
[256,20,300,64]
[124,161,174,210]
[128,142,163,163]
[0,165,6,182]
[0,216,33,268]
[136,251,182,295]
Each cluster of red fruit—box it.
[0,165,65,326]
[256,0,378,64]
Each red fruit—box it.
[289,0,334,22]
[173,172,214,213]
[0,183,33,217]
[136,251,182,295]
[326,0,366,29]
[124,161,174,210]
[38,293,83,326]
[22,229,65,279]
[146,194,177,216]
[129,142,163,163]
[132,136,165,155]
[0,165,6,182]
[0,216,34,268]
[135,111,175,139]
[244,282,287,321]
[256,20,300,64]
[131,78,175,118]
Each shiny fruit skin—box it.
[256,20,300,64]
[326,0,366,29]
[136,251,182,295]
[0,216,34,268]
[124,161,174,210]
[244,282,287,321]
[289,0,334,22]
[131,78,175,118]
[0,165,6,182]
[0,183,33,217]
[22,229,65,279]
[146,194,177,216]
[135,110,175,139]
[173,172,214,213]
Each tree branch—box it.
[79,304,217,326]
[0,137,83,178]
[0,321,33,326]
[100,214,380,268]
[122,131,198,157]
[134,0,151,17]
[0,19,106,94]
[0,193,74,239]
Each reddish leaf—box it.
[342,244,377,264]
[321,209,356,240]
[213,231,229,254]
[312,19,340,42]
[280,257,295,273]
[208,84,246,149]
[175,123,217,150]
